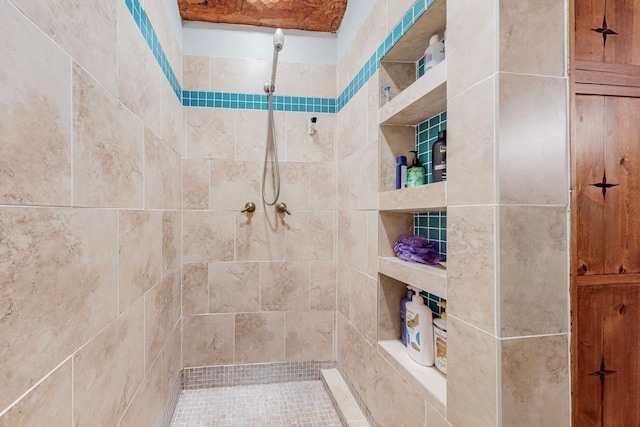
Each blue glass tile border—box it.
[181,91,337,113]
[125,0,182,101]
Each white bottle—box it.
[424,34,445,72]
[405,290,434,366]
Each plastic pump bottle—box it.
[405,292,434,366]
[406,150,425,187]
[400,287,416,345]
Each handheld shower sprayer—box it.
[274,28,284,52]
[265,28,285,94]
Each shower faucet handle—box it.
[241,202,256,213]
[276,202,291,215]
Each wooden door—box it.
[572,1,640,424]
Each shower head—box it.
[273,28,284,52]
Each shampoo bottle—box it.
[405,293,434,366]
[425,34,445,71]
[406,150,425,187]
[396,156,407,189]
[433,302,447,375]
[432,130,447,182]
[400,287,416,345]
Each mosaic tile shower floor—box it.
[169,381,342,427]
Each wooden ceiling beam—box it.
[177,0,348,33]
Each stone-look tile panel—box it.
[499,0,565,76]
[74,299,144,427]
[277,62,311,97]
[350,269,378,345]
[338,158,350,211]
[338,88,368,160]
[310,261,337,311]
[447,76,496,206]
[337,51,350,97]
[162,210,181,276]
[501,335,570,426]
[210,160,262,211]
[0,1,71,206]
[286,113,336,163]
[0,207,117,411]
[260,261,310,311]
[447,206,496,333]
[337,263,351,319]
[338,211,368,271]
[285,310,334,361]
[183,211,235,262]
[447,316,497,427]
[183,263,209,315]
[117,1,163,136]
[183,158,210,210]
[0,361,71,427]
[145,128,182,210]
[366,212,378,278]
[447,0,496,98]
[310,64,337,98]
[119,210,162,312]
[498,73,568,205]
[277,162,311,212]
[350,143,378,210]
[209,262,260,313]
[11,0,118,94]
[183,55,210,90]
[336,314,375,408]
[160,82,185,156]
[426,402,451,427]
[120,356,163,427]
[367,73,380,146]
[161,323,182,405]
[500,205,568,337]
[145,272,181,371]
[183,314,235,367]
[309,163,337,212]
[186,107,235,160]
[73,64,143,208]
[285,212,336,261]
[210,57,268,93]
[236,109,286,162]
[235,312,285,363]
[235,211,286,262]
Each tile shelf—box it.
[378,256,447,299]
[378,181,446,212]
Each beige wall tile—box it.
[235,211,285,262]
[183,263,209,315]
[447,316,498,427]
[186,107,235,160]
[337,51,349,96]
[310,261,337,311]
[183,314,235,367]
[211,57,268,93]
[338,211,369,271]
[119,210,162,312]
[276,62,311,97]
[499,0,565,76]
[161,323,182,405]
[236,109,286,162]
[145,272,181,371]
[501,335,570,426]
[499,205,568,337]
[162,210,181,277]
[349,143,379,210]
[367,73,380,146]
[276,162,310,212]
[260,261,310,311]
[378,275,407,341]
[74,299,144,427]
[209,262,260,313]
[367,211,379,277]
[337,263,351,318]
[498,73,568,205]
[447,206,496,333]
[160,83,185,156]
[338,158,351,211]
[183,211,235,262]
[350,269,378,345]
[350,0,386,77]
[0,361,71,427]
[310,64,337,98]
[309,163,337,212]
[210,160,261,211]
[447,0,496,98]
[73,64,143,208]
[183,55,210,90]
[183,158,210,210]
[285,310,334,361]
[145,128,181,210]
[338,89,368,160]
[119,355,162,427]
[426,402,451,427]
[235,312,285,363]
[0,2,71,206]
[0,207,117,411]
[285,212,335,261]
[11,0,118,94]
[286,112,335,163]
[144,0,182,81]
[336,314,374,402]
[447,76,496,206]
[386,0,414,38]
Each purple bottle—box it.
[400,287,416,345]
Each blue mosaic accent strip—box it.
[124,0,182,101]
[337,0,436,112]
[181,91,337,113]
